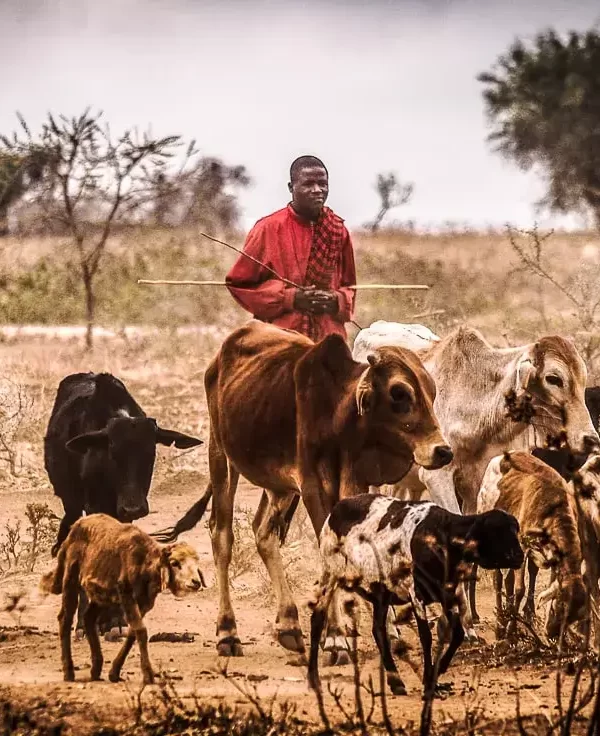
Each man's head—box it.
[288,155,328,221]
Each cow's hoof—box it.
[387,673,407,696]
[142,672,155,686]
[464,629,482,645]
[277,628,305,654]
[333,649,352,666]
[63,670,75,683]
[108,669,122,683]
[90,665,103,681]
[323,647,355,667]
[217,636,244,657]
[391,638,412,656]
[471,613,481,625]
[51,542,60,558]
[74,628,85,642]
[104,627,126,643]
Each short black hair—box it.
[289,155,328,183]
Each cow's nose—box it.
[118,503,148,522]
[190,578,202,590]
[583,434,600,452]
[432,445,453,467]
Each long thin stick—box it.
[199,231,300,288]
[137,279,430,291]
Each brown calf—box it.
[478,451,586,639]
[155,320,452,659]
[40,514,204,684]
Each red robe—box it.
[225,204,357,341]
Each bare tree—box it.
[0,109,183,348]
[508,225,600,378]
[369,172,413,232]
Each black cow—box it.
[45,372,203,558]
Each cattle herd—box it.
[38,317,600,700]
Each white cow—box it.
[353,322,598,518]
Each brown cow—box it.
[155,320,452,658]
[478,452,587,640]
[41,514,205,684]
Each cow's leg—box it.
[372,593,407,696]
[456,582,478,642]
[253,489,305,654]
[51,501,81,558]
[523,556,538,621]
[322,587,356,666]
[83,602,103,680]
[505,568,517,639]
[108,631,136,683]
[75,587,87,637]
[437,608,464,678]
[494,570,507,638]
[307,572,336,692]
[414,606,435,696]
[511,564,527,635]
[58,578,79,682]
[466,571,480,626]
[209,440,243,657]
[121,599,153,685]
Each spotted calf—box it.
[308,494,523,697]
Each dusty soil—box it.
[0,332,595,734]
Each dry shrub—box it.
[0,502,58,575]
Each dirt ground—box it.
[0,332,595,734]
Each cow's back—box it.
[206,321,314,489]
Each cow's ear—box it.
[514,352,535,393]
[65,429,109,454]
[155,427,203,449]
[355,368,374,416]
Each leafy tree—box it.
[1,109,182,348]
[151,154,251,237]
[0,143,51,235]
[369,172,413,232]
[478,28,600,227]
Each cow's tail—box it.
[152,483,214,543]
[39,544,66,596]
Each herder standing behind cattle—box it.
[225,156,358,546]
[225,155,358,342]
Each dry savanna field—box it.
[0,226,599,734]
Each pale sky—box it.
[2,0,600,232]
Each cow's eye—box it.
[545,374,564,388]
[390,384,412,414]
[171,559,181,569]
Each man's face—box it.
[289,166,329,220]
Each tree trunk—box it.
[371,207,387,233]
[0,203,9,237]
[83,268,95,350]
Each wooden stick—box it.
[137,279,430,291]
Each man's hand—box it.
[294,288,339,315]
[308,289,339,315]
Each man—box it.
[225,156,357,546]
[226,155,357,342]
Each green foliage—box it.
[478,28,600,225]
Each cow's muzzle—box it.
[117,501,149,523]
[423,444,454,470]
